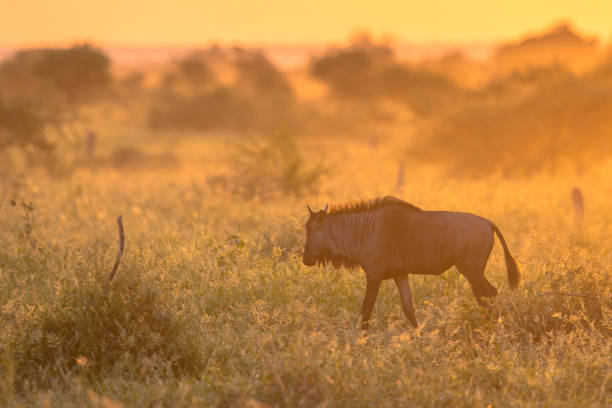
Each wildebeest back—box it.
[367,206,493,276]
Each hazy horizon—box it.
[0,19,607,68]
[2,1,611,46]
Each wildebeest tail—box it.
[490,222,520,289]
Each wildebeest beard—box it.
[315,249,360,269]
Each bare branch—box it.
[571,187,584,225]
[108,215,124,282]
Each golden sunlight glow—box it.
[2,0,611,45]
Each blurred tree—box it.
[119,70,145,95]
[235,51,293,100]
[311,34,461,115]
[311,34,393,99]
[375,64,459,115]
[589,51,612,84]
[149,87,253,131]
[150,49,297,132]
[409,76,612,176]
[0,97,53,152]
[160,52,216,95]
[0,44,111,104]
[492,23,600,75]
[178,54,215,86]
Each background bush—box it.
[149,49,297,133]
[0,44,111,104]
[410,74,612,176]
[0,97,53,152]
[311,35,463,115]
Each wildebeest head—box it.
[303,204,329,266]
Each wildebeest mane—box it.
[328,195,421,215]
[315,249,360,270]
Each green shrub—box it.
[213,132,327,199]
[10,272,205,390]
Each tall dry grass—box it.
[0,133,610,407]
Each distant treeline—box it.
[2,24,612,176]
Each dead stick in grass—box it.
[108,215,124,282]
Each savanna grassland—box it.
[1,27,612,407]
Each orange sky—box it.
[1,0,611,46]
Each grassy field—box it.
[0,126,610,407]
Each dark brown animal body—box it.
[302,196,520,329]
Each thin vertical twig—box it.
[571,187,584,225]
[108,215,124,282]
[395,161,405,192]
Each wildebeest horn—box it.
[323,204,329,212]
[307,205,314,215]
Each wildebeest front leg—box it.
[361,278,381,330]
[393,275,418,327]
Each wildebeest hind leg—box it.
[481,277,498,297]
[393,275,418,327]
[361,278,382,330]
[456,264,497,309]
[469,281,496,309]
[455,239,497,307]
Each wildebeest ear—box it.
[307,205,314,215]
[323,204,329,212]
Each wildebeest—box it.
[302,196,520,329]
